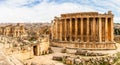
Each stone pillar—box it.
[111,17,114,42]
[60,20,62,41]
[105,17,108,42]
[99,18,102,42]
[87,18,89,42]
[81,18,83,42]
[70,18,72,41]
[57,21,59,41]
[56,20,58,41]
[93,18,95,42]
[75,18,78,41]
[51,21,54,40]
[65,19,67,41]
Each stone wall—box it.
[114,35,120,43]
[40,35,50,55]
[52,42,116,50]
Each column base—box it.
[51,41,117,50]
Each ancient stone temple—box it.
[51,11,116,50]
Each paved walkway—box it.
[0,44,23,65]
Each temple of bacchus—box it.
[51,11,116,50]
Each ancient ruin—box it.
[0,23,26,37]
[51,11,116,50]
[0,11,119,65]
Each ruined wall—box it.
[114,35,120,43]
[0,23,26,38]
[40,37,50,55]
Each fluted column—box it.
[111,17,114,42]
[81,18,83,42]
[75,18,78,41]
[87,18,89,42]
[70,18,72,41]
[99,18,102,42]
[105,17,108,42]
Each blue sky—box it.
[0,0,119,23]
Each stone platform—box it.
[51,42,117,50]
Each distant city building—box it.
[0,23,26,37]
[51,11,116,50]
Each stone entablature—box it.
[51,11,116,50]
[61,11,113,18]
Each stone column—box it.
[70,18,72,41]
[51,21,54,40]
[93,18,95,42]
[105,17,108,42]
[56,20,58,41]
[53,21,56,40]
[60,20,62,41]
[111,17,114,42]
[99,18,102,42]
[87,18,89,42]
[65,19,67,41]
[81,18,83,42]
[57,21,60,41]
[75,18,78,41]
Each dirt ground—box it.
[25,47,66,65]
[25,43,120,65]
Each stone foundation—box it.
[51,42,116,50]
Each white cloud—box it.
[4,0,37,7]
[0,0,119,23]
[0,0,97,23]
[114,17,120,23]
